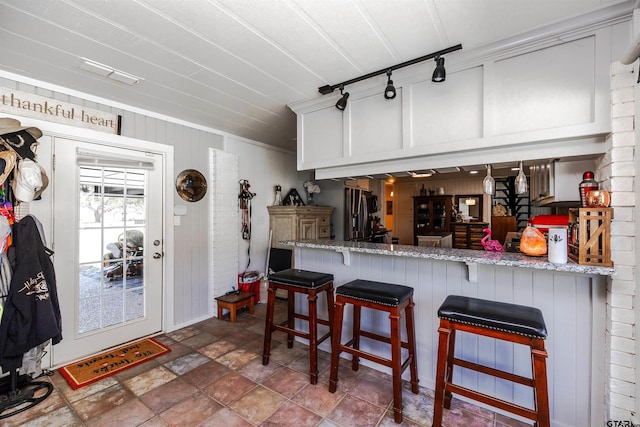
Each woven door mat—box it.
[58,338,170,390]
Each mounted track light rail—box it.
[318,44,462,96]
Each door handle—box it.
[153,252,163,259]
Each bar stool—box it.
[329,279,419,423]
[433,295,550,427]
[262,268,334,384]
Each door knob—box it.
[153,252,162,259]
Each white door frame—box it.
[5,114,175,367]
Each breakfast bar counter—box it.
[282,239,613,427]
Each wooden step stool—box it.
[216,292,255,323]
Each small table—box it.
[216,292,255,322]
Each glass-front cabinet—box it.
[413,196,452,245]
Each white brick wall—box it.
[604,62,637,422]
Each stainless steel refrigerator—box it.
[344,188,377,241]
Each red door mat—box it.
[58,338,171,390]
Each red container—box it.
[238,271,261,303]
[529,215,569,233]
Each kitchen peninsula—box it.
[283,239,614,427]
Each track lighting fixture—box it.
[335,85,349,110]
[384,69,396,99]
[318,44,462,99]
[432,56,446,82]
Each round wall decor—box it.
[176,169,207,202]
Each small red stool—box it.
[329,279,419,423]
[433,295,550,427]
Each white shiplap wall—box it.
[0,73,301,332]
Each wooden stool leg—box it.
[217,303,223,320]
[249,295,255,315]
[325,285,335,336]
[389,308,403,423]
[432,320,451,427]
[532,339,550,427]
[262,285,276,365]
[351,304,361,371]
[329,299,345,393]
[405,298,419,393]
[443,328,456,409]
[287,290,295,348]
[308,290,319,385]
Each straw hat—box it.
[0,118,42,139]
[0,150,17,186]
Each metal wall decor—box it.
[176,169,207,202]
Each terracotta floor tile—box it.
[15,405,84,427]
[180,331,218,349]
[204,371,257,405]
[180,359,231,388]
[237,357,283,383]
[198,339,238,359]
[154,341,191,364]
[442,406,495,427]
[292,383,346,417]
[20,301,511,427]
[123,365,177,396]
[199,407,254,427]
[151,334,175,347]
[1,386,66,427]
[138,415,170,426]
[166,325,200,342]
[164,351,210,375]
[327,394,386,427]
[215,347,259,370]
[229,385,286,425]
[262,366,310,397]
[267,341,308,365]
[139,378,197,413]
[262,400,323,427]
[495,412,535,427]
[58,376,120,403]
[85,398,155,427]
[70,382,135,421]
[159,391,223,426]
[349,373,394,408]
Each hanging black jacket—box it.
[0,215,62,372]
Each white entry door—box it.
[52,138,164,366]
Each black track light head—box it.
[432,56,446,83]
[336,85,349,111]
[384,69,396,99]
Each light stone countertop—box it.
[282,239,616,277]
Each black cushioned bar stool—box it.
[433,295,550,427]
[329,279,419,423]
[262,268,334,385]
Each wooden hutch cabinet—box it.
[413,196,452,245]
[267,206,334,249]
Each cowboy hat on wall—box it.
[0,118,43,161]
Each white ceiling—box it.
[0,0,630,150]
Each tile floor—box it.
[2,301,532,426]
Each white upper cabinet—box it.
[290,19,623,177]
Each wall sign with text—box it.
[0,87,121,135]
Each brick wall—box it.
[600,61,637,421]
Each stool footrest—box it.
[446,383,538,421]
[273,321,332,345]
[292,313,332,328]
[453,358,534,387]
[358,330,412,351]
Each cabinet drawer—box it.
[319,216,330,226]
[318,226,330,238]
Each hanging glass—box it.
[483,164,495,196]
[515,161,528,195]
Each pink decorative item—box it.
[481,228,504,252]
